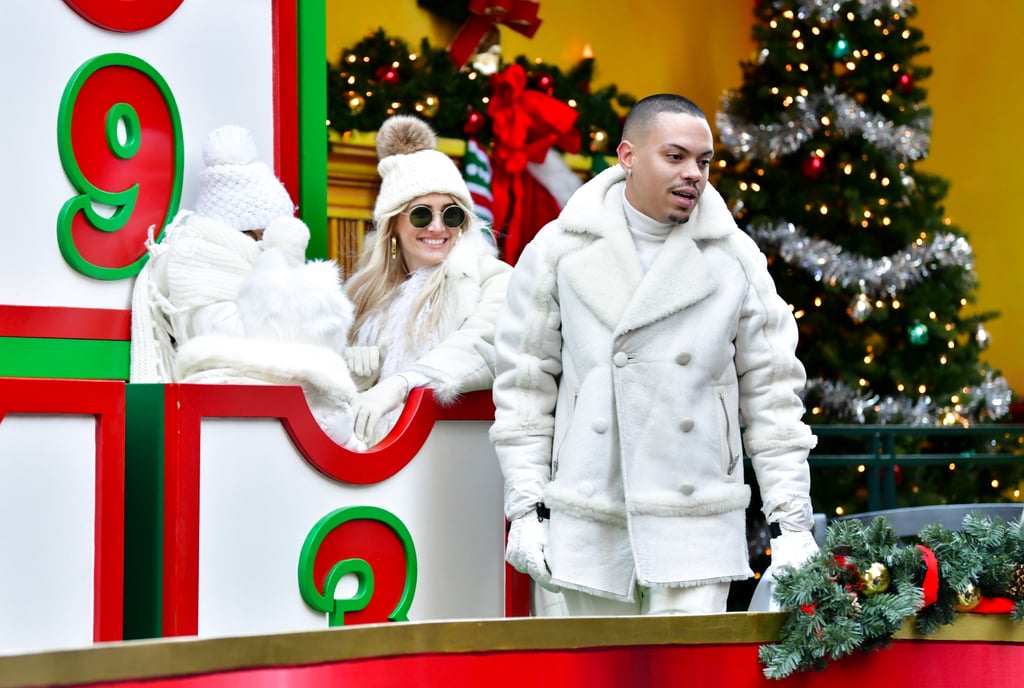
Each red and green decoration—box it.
[298,505,418,627]
[327,28,632,261]
[326,28,632,156]
[761,513,1024,679]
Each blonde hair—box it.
[347,195,479,345]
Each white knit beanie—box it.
[372,115,473,225]
[195,125,296,232]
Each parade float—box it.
[2,2,1024,686]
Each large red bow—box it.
[487,63,579,263]
[448,0,542,71]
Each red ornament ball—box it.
[374,65,400,85]
[464,108,486,136]
[802,154,825,179]
[530,72,554,95]
[897,73,913,94]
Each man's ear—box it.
[616,139,634,172]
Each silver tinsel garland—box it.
[804,371,1012,424]
[766,0,915,22]
[746,221,975,300]
[717,87,931,163]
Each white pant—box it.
[561,582,731,616]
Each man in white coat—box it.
[490,94,819,615]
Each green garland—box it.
[761,513,1024,679]
[327,29,634,150]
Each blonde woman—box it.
[345,115,511,445]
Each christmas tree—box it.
[712,0,1017,513]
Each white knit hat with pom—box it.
[195,125,296,232]
[373,115,473,225]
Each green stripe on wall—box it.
[298,0,327,259]
[0,337,129,380]
[124,384,165,640]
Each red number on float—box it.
[56,53,183,280]
[63,0,185,32]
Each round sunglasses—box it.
[401,204,467,229]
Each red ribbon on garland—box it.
[917,544,1016,613]
[487,63,580,262]
[448,0,542,70]
[917,545,939,608]
[971,596,1017,614]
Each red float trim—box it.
[272,0,299,212]
[0,377,125,643]
[0,304,130,340]
[3,614,1024,688]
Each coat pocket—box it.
[713,383,742,480]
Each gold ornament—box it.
[955,584,981,611]
[847,292,873,324]
[415,93,440,118]
[588,126,609,154]
[344,91,366,114]
[859,562,890,596]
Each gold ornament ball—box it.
[588,126,610,154]
[344,91,366,115]
[956,584,981,611]
[859,562,891,596]
[847,293,873,324]
[415,93,441,118]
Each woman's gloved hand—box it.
[345,346,381,378]
[351,374,408,443]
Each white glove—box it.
[351,374,408,444]
[345,346,380,378]
[770,530,819,572]
[506,515,557,592]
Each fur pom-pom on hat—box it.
[375,115,438,158]
[195,125,296,232]
[372,116,473,224]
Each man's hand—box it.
[506,515,557,591]
[351,375,408,443]
[770,530,818,572]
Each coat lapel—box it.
[560,168,642,330]
[616,227,717,335]
[558,169,738,335]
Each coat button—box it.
[679,484,695,496]
[612,351,628,367]
[680,419,695,432]
[592,418,608,433]
[579,481,595,497]
[675,352,692,365]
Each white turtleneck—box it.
[622,188,675,273]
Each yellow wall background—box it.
[327,1,1024,396]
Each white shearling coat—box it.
[490,165,816,601]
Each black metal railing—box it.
[807,424,1024,511]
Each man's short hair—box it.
[621,94,707,142]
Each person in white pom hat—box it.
[194,124,296,240]
[344,115,512,446]
[132,124,297,361]
[130,125,364,449]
